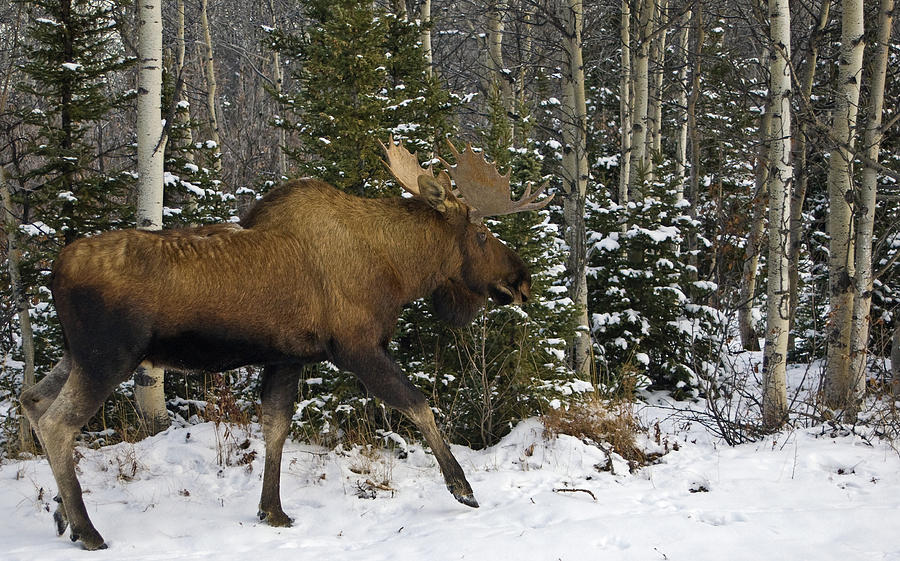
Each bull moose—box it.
[21,138,552,549]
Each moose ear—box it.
[417,174,451,213]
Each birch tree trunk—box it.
[848,0,893,401]
[647,0,668,183]
[892,322,900,395]
[135,0,169,435]
[618,0,632,204]
[559,0,591,378]
[823,0,865,419]
[517,5,534,112]
[200,0,222,175]
[486,1,513,120]
[2,166,37,452]
[762,0,791,429]
[419,0,433,79]
[673,10,690,202]
[174,0,198,218]
[267,0,286,177]
[175,0,192,151]
[628,0,656,202]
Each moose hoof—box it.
[258,509,294,528]
[53,508,69,536]
[70,528,107,550]
[453,492,479,509]
[446,478,478,508]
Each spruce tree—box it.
[14,0,134,372]
[269,0,452,194]
[18,0,134,245]
[587,181,720,397]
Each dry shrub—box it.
[543,398,656,472]
[202,372,254,468]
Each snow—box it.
[3,414,899,560]
[18,221,56,237]
[4,368,900,561]
[61,62,82,72]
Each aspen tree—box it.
[619,0,632,204]
[174,0,193,163]
[267,0,286,177]
[134,0,169,435]
[646,0,668,183]
[848,0,894,400]
[762,0,791,429]
[673,9,690,202]
[420,0,433,79]
[200,0,222,175]
[559,0,591,377]
[824,0,865,419]
[628,0,656,202]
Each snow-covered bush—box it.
[587,188,721,397]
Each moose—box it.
[21,138,552,549]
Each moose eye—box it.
[477,231,487,244]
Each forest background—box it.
[0,0,898,458]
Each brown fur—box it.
[23,178,534,549]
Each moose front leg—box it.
[258,364,303,527]
[334,345,478,508]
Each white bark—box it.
[486,1,513,116]
[135,0,168,435]
[892,322,900,395]
[762,0,791,429]
[267,0,286,177]
[673,10,690,202]
[559,0,591,378]
[200,0,222,175]
[647,0,668,183]
[419,0,433,79]
[628,0,656,202]
[848,0,893,400]
[824,0,865,419]
[618,0,632,204]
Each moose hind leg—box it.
[20,354,76,535]
[37,364,124,550]
[335,346,478,508]
[258,364,302,527]
[21,354,73,442]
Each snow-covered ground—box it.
[3,399,900,561]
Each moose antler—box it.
[379,136,430,196]
[441,141,553,223]
[379,136,451,197]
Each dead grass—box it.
[542,397,661,473]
